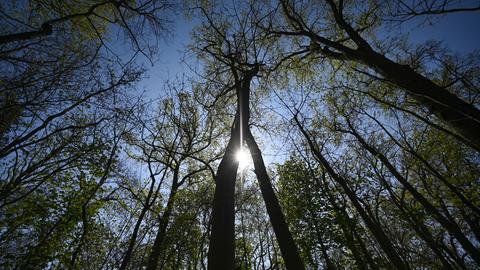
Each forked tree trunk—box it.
[146,169,180,270]
[208,67,304,269]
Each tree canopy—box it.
[1,0,480,269]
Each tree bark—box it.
[209,65,304,269]
[207,121,240,270]
[146,169,180,270]
[237,67,305,269]
[245,129,306,270]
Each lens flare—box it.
[236,149,251,170]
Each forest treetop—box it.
[1,0,480,269]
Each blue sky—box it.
[136,17,196,100]
[139,9,480,99]
[402,11,480,53]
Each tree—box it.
[264,0,480,150]
[2,0,479,269]
[120,87,221,270]
[191,4,305,269]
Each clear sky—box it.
[136,17,196,100]
[402,11,480,53]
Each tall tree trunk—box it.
[282,1,480,150]
[245,129,306,270]
[208,66,304,269]
[146,168,180,270]
[327,0,480,149]
[355,47,480,150]
[207,121,240,270]
[237,67,305,269]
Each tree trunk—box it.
[311,171,372,269]
[372,165,454,269]
[245,129,306,270]
[289,0,480,150]
[146,169,180,270]
[295,117,410,269]
[365,112,480,216]
[237,67,305,269]
[354,47,480,150]
[207,122,240,270]
[345,120,480,265]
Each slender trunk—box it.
[311,172,371,269]
[345,121,480,265]
[372,165,454,269]
[119,205,150,270]
[237,68,304,269]
[245,129,306,270]
[365,111,480,216]
[146,169,180,270]
[68,204,89,269]
[240,210,250,270]
[307,208,336,270]
[295,117,410,269]
[120,165,167,270]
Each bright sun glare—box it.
[236,149,251,170]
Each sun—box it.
[235,148,251,170]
